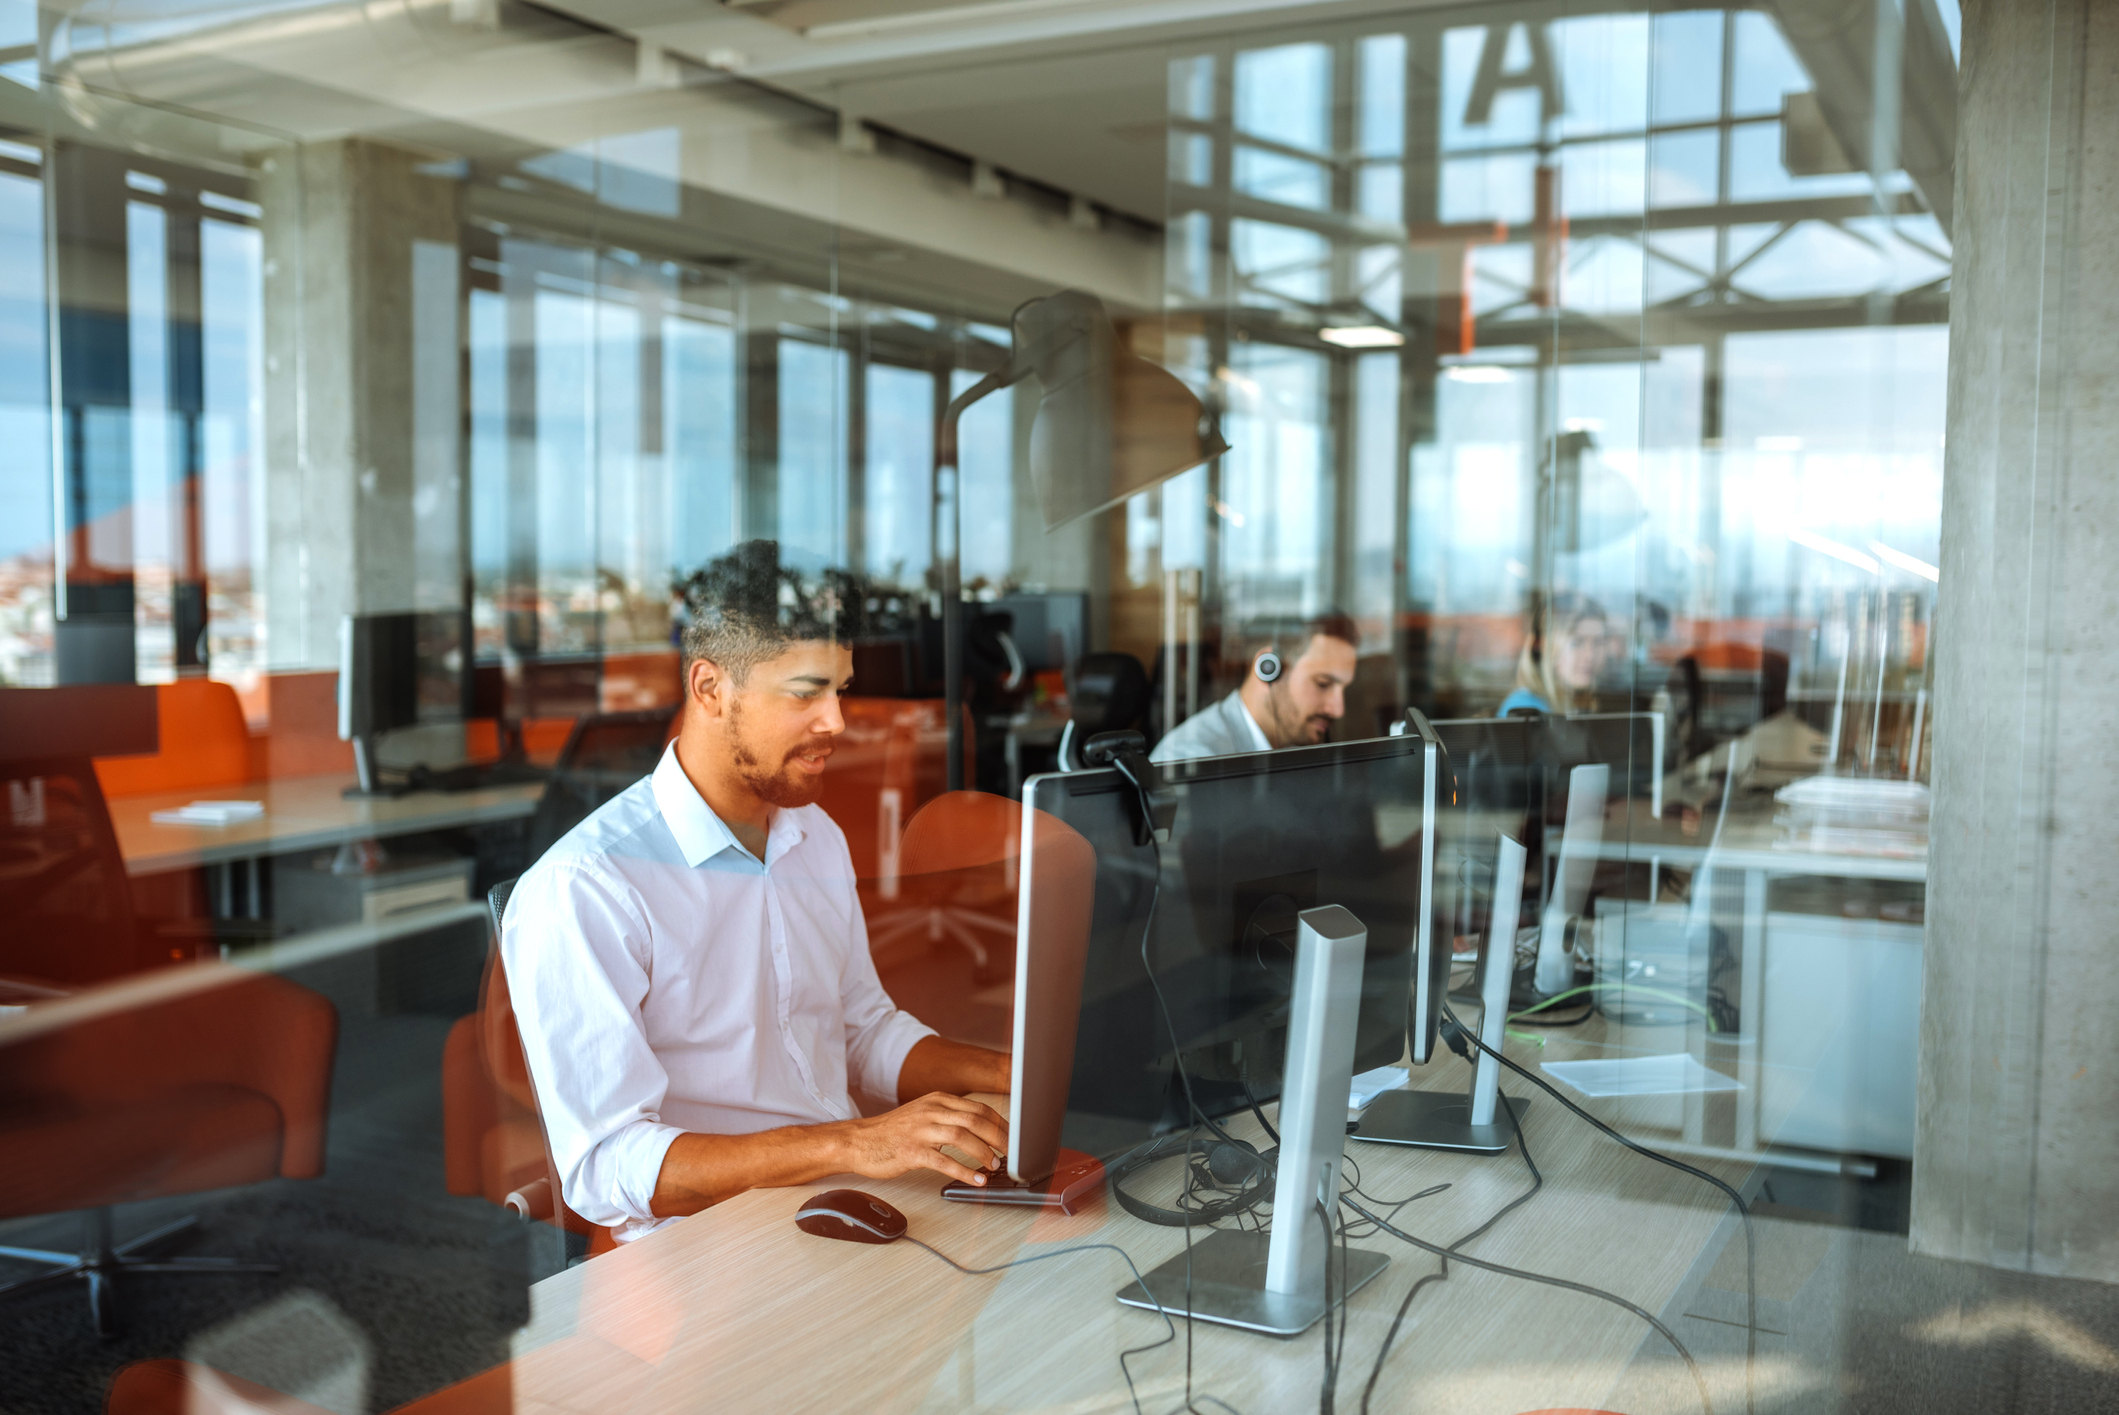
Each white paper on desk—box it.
[1349,1064,1410,1108]
[1540,1053,1741,1098]
[150,800,266,827]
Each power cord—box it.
[1341,1194,1715,1415]
[1439,998,1757,1415]
[1354,1054,1544,1413]
[902,1234,1243,1415]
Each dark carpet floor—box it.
[2,1010,536,1415]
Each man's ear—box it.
[687,656,730,718]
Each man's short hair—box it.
[673,541,869,684]
[1249,610,1361,667]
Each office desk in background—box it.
[1583,796,1927,1166]
[110,774,545,878]
[503,1042,1758,1415]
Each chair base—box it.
[868,905,1017,982]
[0,1211,277,1338]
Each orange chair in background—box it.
[865,790,1023,983]
[0,965,338,1336]
[439,881,616,1258]
[90,679,250,799]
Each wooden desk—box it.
[506,1026,1757,1415]
[109,774,544,877]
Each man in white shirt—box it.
[1151,613,1359,764]
[503,543,1010,1242]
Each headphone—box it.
[1254,647,1283,684]
[1106,1131,1275,1227]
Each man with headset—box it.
[1150,611,1359,763]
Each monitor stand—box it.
[1354,833,1532,1156]
[343,735,414,799]
[940,1148,1105,1215]
[1117,906,1388,1337]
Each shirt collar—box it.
[649,741,808,868]
[1231,691,1274,753]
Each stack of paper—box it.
[1349,1064,1410,1108]
[150,800,267,828]
[1541,1053,1740,1098]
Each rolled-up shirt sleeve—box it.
[838,883,935,1102]
[502,862,684,1233]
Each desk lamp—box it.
[935,290,1227,789]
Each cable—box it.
[1512,981,1718,1030]
[1440,999,1757,1415]
[1131,838,1265,1415]
[1355,1082,1544,1415]
[902,1235,1246,1415]
[1342,1195,1714,1415]
[1316,1201,1337,1415]
[1239,1072,1280,1146]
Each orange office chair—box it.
[0,963,338,1336]
[90,678,251,800]
[439,879,617,1257]
[865,790,1023,982]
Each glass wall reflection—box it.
[1,1,2008,1411]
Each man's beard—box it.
[729,700,830,807]
[1265,686,1332,747]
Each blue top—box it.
[1497,687,1551,717]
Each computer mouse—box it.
[794,1189,907,1244]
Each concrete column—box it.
[256,138,461,671]
[1918,0,2119,1281]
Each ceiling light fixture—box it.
[1319,325,1404,349]
[1444,365,1511,383]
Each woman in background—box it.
[1499,591,1615,716]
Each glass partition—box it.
[10,2,2089,1412]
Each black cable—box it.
[1316,1201,1336,1415]
[1342,1195,1715,1415]
[1240,1072,1280,1146]
[1440,999,1757,1415]
[901,1236,1248,1415]
[1356,1083,1544,1415]
[1129,835,1279,1413]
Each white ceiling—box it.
[542,0,1464,223]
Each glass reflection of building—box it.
[21,0,2119,1410]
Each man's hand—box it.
[647,1037,1014,1218]
[839,1093,1010,1188]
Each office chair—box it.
[0,964,338,1336]
[864,790,1022,983]
[523,708,679,863]
[438,879,616,1256]
[1056,652,1151,771]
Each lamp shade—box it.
[1014,290,1228,531]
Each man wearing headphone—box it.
[1150,611,1360,763]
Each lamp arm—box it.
[937,365,1027,792]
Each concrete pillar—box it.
[1917,0,2119,1282]
[256,138,462,671]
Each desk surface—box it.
[110,774,544,876]
[1586,799,1928,883]
[508,1022,1758,1415]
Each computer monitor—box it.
[339,613,420,796]
[1017,729,1442,1162]
[339,611,472,796]
[990,591,1088,674]
[1428,712,1662,997]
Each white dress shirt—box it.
[501,743,935,1242]
[1149,689,1274,764]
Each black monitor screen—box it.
[1026,733,1435,1159]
